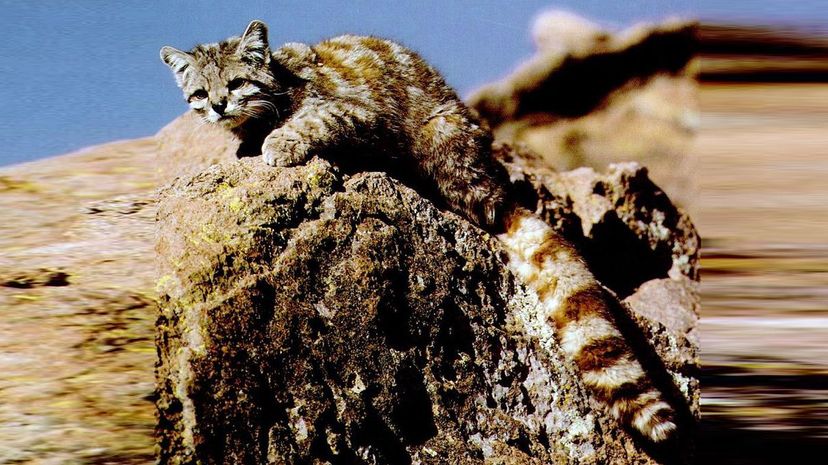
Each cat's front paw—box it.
[261,131,312,167]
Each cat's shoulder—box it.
[272,42,317,79]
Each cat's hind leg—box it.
[412,103,509,230]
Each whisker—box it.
[245,100,282,120]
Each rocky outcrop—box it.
[468,14,697,125]
[155,116,699,463]
[497,143,698,293]
[0,12,701,462]
[468,12,700,212]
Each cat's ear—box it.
[160,46,193,87]
[237,20,270,64]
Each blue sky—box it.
[0,1,823,165]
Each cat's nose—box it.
[212,102,227,115]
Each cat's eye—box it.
[227,78,248,91]
[188,89,208,101]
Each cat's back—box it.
[313,35,433,83]
[303,35,457,108]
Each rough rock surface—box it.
[155,115,699,464]
[496,144,699,297]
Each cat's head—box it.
[160,20,283,129]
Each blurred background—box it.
[1,1,826,464]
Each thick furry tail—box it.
[497,208,677,442]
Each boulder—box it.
[155,121,699,464]
[468,13,700,212]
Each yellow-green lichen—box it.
[156,274,176,294]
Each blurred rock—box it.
[0,139,159,464]
[698,23,828,82]
[469,12,699,212]
[531,10,610,56]
[155,115,699,464]
[497,144,699,298]
[0,268,70,288]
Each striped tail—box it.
[497,208,677,442]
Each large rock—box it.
[497,143,698,295]
[155,118,699,464]
[468,13,699,212]
[468,15,697,124]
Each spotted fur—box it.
[161,20,677,442]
